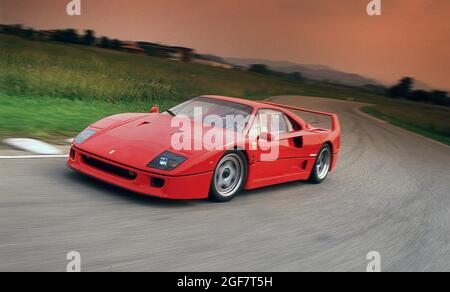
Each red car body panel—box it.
[67,95,341,199]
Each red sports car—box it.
[67,95,341,202]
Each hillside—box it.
[225,57,382,87]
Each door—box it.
[247,109,309,183]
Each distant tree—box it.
[53,29,80,44]
[386,77,449,107]
[82,29,95,45]
[2,24,24,36]
[66,29,80,44]
[99,37,111,48]
[110,39,122,50]
[429,90,449,106]
[409,90,430,102]
[248,64,271,74]
[24,28,35,38]
[389,77,414,98]
[248,64,305,82]
[286,72,303,82]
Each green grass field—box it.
[362,102,450,145]
[0,34,449,145]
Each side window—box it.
[260,109,291,134]
[249,109,294,137]
[248,113,261,138]
[283,114,295,132]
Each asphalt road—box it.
[1,96,449,272]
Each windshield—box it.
[165,97,253,132]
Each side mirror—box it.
[150,106,160,114]
[258,132,274,142]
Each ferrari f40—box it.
[67,96,341,202]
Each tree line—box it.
[248,64,449,107]
[388,77,449,107]
[248,64,304,83]
[0,24,123,50]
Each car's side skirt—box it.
[244,157,315,190]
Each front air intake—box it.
[82,155,137,180]
[151,177,166,188]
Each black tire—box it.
[209,151,248,202]
[309,144,332,184]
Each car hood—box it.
[79,113,238,173]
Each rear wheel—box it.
[309,144,332,184]
[209,151,247,202]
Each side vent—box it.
[293,136,303,148]
[300,160,308,170]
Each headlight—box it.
[74,129,97,144]
[148,151,187,171]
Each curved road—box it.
[0,96,449,272]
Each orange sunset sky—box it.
[1,0,449,89]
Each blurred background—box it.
[0,0,449,145]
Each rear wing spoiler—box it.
[261,101,341,133]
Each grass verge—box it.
[0,94,147,142]
[362,103,450,146]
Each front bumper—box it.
[67,146,213,199]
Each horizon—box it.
[1,0,449,90]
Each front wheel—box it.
[209,151,247,202]
[309,144,332,184]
